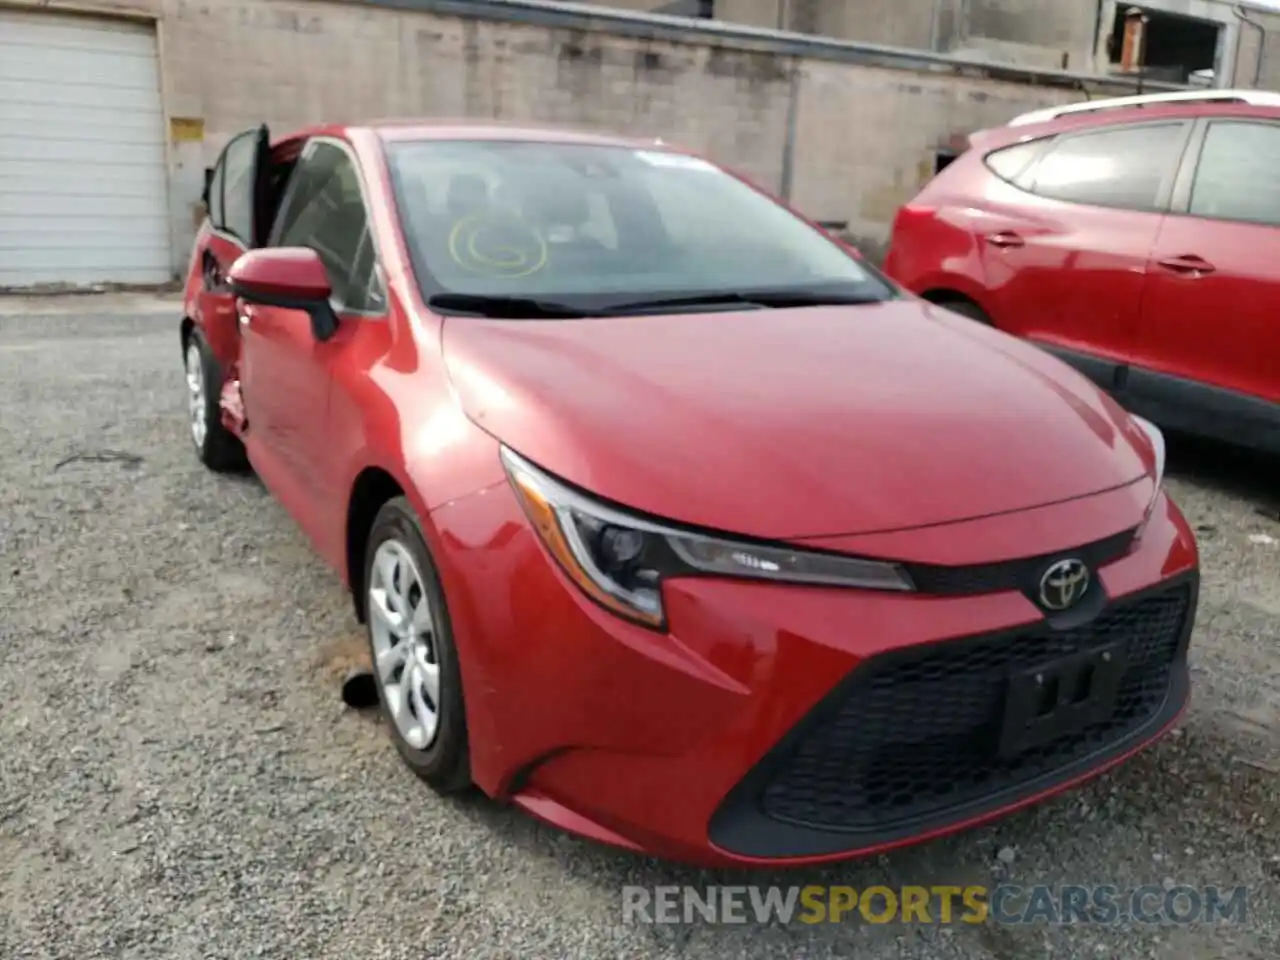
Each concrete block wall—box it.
[791,61,1078,257]
[965,0,1098,69]
[578,0,1280,82]
[592,0,1097,61]
[717,0,784,29]
[804,0,939,51]
[4,0,1140,270]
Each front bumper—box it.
[709,573,1194,858]
[427,482,1198,867]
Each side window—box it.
[983,140,1046,185]
[1188,121,1280,227]
[1022,123,1188,212]
[206,161,225,225]
[273,141,386,314]
[220,131,259,245]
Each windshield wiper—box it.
[427,293,589,319]
[429,287,891,320]
[599,288,890,314]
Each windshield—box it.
[384,138,896,314]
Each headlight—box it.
[1130,414,1166,536]
[500,446,914,629]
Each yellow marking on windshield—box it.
[447,213,549,279]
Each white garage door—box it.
[0,11,170,288]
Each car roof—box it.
[274,118,668,150]
[1006,88,1280,127]
[969,95,1280,152]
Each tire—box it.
[184,332,246,472]
[363,497,472,794]
[935,299,991,324]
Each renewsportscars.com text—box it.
[622,884,1249,926]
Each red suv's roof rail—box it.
[1006,89,1280,127]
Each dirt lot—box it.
[1,302,1277,960]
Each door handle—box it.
[1157,255,1215,276]
[985,231,1025,249]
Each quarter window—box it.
[983,140,1045,185]
[1188,121,1280,227]
[1021,123,1188,212]
[273,141,386,314]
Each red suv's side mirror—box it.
[228,247,339,341]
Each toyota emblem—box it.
[1038,558,1090,611]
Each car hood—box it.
[441,300,1151,540]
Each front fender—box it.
[336,422,506,777]
[335,402,505,583]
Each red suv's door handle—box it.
[1157,255,1215,275]
[985,231,1025,249]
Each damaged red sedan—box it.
[180,121,1198,866]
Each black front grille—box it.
[745,583,1192,842]
[902,528,1137,597]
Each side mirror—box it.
[201,167,214,207]
[227,247,340,341]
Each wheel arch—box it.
[919,288,985,311]
[918,288,996,326]
[345,465,408,624]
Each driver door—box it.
[239,137,388,557]
[195,125,269,368]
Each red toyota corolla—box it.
[180,121,1198,867]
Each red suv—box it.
[885,89,1280,454]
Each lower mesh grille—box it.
[757,584,1191,833]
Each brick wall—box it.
[5,0,1131,268]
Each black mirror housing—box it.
[229,283,340,343]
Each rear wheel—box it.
[184,333,245,472]
[364,497,472,794]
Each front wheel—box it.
[364,497,472,794]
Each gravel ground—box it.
[1,303,1277,960]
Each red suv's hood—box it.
[442,300,1150,539]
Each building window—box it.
[1106,4,1221,85]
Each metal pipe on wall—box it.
[779,59,800,201]
[1234,4,1266,88]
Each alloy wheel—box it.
[185,343,206,450]
[368,539,442,750]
